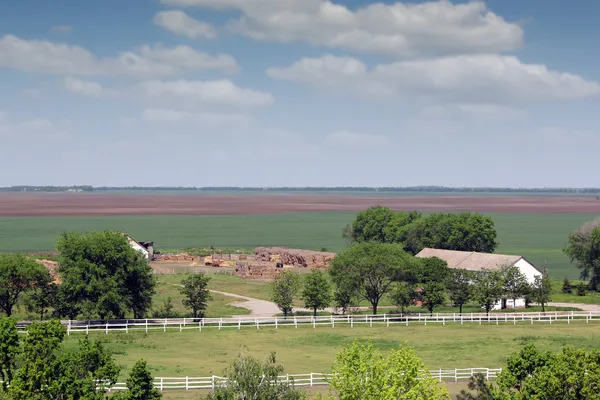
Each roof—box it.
[415,248,526,272]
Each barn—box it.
[415,248,543,310]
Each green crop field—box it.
[0,212,597,278]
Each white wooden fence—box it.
[15,311,600,335]
[104,368,503,391]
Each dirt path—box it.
[210,289,281,317]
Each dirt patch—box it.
[255,246,335,268]
[36,259,61,283]
[0,193,599,216]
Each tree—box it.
[446,269,473,314]
[416,257,451,284]
[421,282,447,315]
[390,282,416,315]
[301,270,332,316]
[402,213,498,255]
[472,269,505,315]
[501,265,530,309]
[8,321,67,400]
[114,360,162,400]
[562,277,572,294]
[577,283,587,296]
[329,242,419,314]
[0,253,48,316]
[271,271,300,318]
[55,230,157,320]
[180,274,212,318]
[563,219,600,290]
[460,344,600,400]
[333,284,357,315]
[24,268,57,320]
[346,206,396,243]
[328,340,450,400]
[0,318,19,390]
[205,352,305,400]
[531,270,552,312]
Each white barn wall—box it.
[515,258,543,284]
[128,238,149,259]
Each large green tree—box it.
[301,270,332,317]
[531,270,552,312]
[55,230,156,320]
[344,206,422,244]
[114,360,162,400]
[0,318,19,390]
[328,340,450,400]
[329,242,418,314]
[501,265,530,309]
[24,268,57,320]
[180,274,212,318]
[0,254,48,317]
[564,219,600,290]
[402,212,498,255]
[421,282,447,315]
[472,269,505,315]
[271,271,300,318]
[446,269,473,314]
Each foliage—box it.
[344,206,398,243]
[55,230,157,320]
[113,360,162,400]
[531,271,552,312]
[332,285,358,315]
[205,352,305,400]
[328,340,450,400]
[421,282,447,315]
[301,270,332,316]
[0,253,48,317]
[329,242,418,314]
[24,269,57,320]
[446,269,473,314]
[563,220,600,289]
[271,271,301,318]
[456,373,495,400]
[562,277,573,294]
[0,318,19,390]
[180,274,212,318]
[460,344,600,399]
[501,265,530,309]
[472,270,505,315]
[416,257,451,284]
[390,282,416,315]
[401,212,498,255]
[577,283,587,296]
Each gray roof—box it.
[415,248,525,272]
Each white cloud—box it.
[51,25,72,34]
[529,127,600,146]
[19,119,54,130]
[326,130,388,149]
[21,88,42,99]
[0,117,70,140]
[160,0,523,57]
[64,77,103,96]
[0,35,237,77]
[422,103,524,120]
[138,79,274,110]
[141,108,252,128]
[154,10,216,39]
[268,54,600,102]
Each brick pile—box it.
[254,247,335,268]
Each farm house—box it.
[415,248,543,310]
[125,234,154,261]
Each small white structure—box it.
[125,235,154,261]
[415,248,543,310]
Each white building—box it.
[125,235,154,261]
[415,248,543,310]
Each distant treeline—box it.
[2,185,600,193]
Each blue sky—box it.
[1,0,599,187]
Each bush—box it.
[576,283,587,297]
[562,278,572,294]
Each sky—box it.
[1,0,599,188]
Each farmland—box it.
[0,209,597,278]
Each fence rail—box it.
[104,368,503,391]
[15,311,600,335]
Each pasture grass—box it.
[0,212,597,278]
[75,322,600,379]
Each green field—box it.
[72,323,600,379]
[1,212,597,278]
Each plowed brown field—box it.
[0,193,598,216]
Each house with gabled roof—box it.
[415,248,543,310]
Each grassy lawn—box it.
[0,212,597,278]
[74,322,600,380]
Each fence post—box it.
[313,317,316,329]
[294,316,298,329]
[160,377,164,391]
[164,319,167,332]
[351,316,354,328]
[212,376,215,392]
[86,325,89,335]
[238,317,241,331]
[126,322,129,335]
[331,315,334,328]
[146,319,148,334]
[370,316,373,328]
[186,376,189,390]
[219,318,223,330]
[486,368,490,381]
[455,369,458,382]
[310,373,313,387]
[106,323,109,335]
[256,319,259,330]
[439,368,442,383]
[275,318,278,329]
